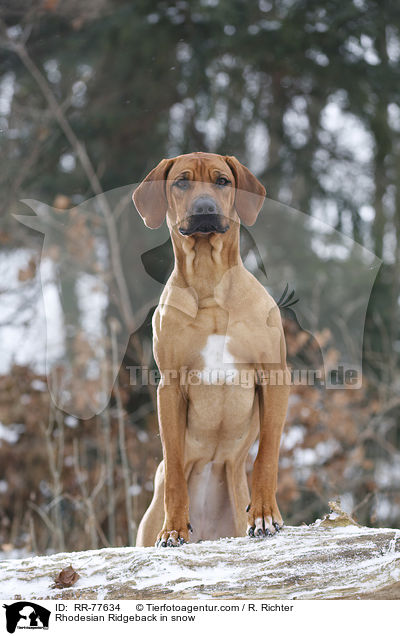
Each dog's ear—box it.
[133,158,174,228]
[225,156,266,226]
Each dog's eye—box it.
[174,179,190,190]
[216,177,231,187]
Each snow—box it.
[375,456,400,488]
[0,525,399,600]
[31,379,47,392]
[0,422,25,444]
[280,425,305,451]
[128,484,142,496]
[65,415,78,428]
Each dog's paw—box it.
[246,499,283,538]
[156,523,193,548]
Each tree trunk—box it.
[1,517,399,600]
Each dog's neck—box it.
[170,224,242,301]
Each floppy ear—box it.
[132,158,174,228]
[225,156,266,226]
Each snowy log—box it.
[1,512,400,600]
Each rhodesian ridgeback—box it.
[133,152,290,547]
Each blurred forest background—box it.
[1,0,400,555]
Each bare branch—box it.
[110,318,135,545]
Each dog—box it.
[133,152,290,547]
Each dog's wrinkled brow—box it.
[174,170,192,180]
[169,158,233,182]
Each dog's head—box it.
[132,152,266,234]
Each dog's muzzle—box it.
[179,213,229,236]
[178,196,230,236]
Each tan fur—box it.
[133,152,290,547]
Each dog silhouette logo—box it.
[15,185,381,418]
[3,602,50,634]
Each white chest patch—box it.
[199,334,238,385]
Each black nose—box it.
[191,196,218,215]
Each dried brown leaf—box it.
[53,565,80,588]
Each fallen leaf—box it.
[53,565,80,588]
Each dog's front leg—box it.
[156,380,191,547]
[247,368,290,538]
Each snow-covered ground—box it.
[1,523,399,600]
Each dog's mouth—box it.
[179,214,230,236]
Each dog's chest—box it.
[198,333,238,383]
[185,331,257,445]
